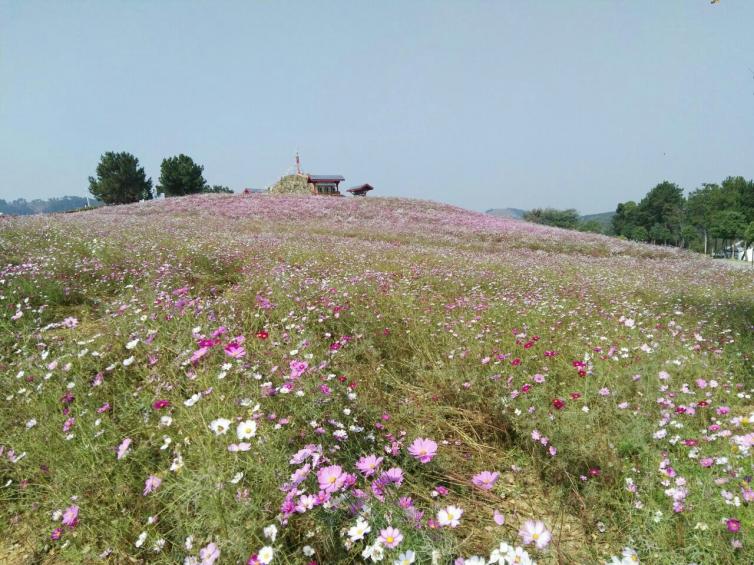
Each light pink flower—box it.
[472,470,499,490]
[61,505,79,528]
[143,475,162,495]
[408,437,437,463]
[356,454,383,477]
[317,464,344,493]
[116,437,132,460]
[378,526,403,548]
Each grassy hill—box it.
[580,211,615,228]
[1,194,752,564]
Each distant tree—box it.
[523,208,580,229]
[710,210,746,256]
[158,154,207,196]
[630,226,649,242]
[577,220,604,233]
[612,201,640,237]
[649,223,673,245]
[203,185,233,194]
[680,225,700,249]
[88,152,153,204]
[636,181,684,243]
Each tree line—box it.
[522,208,605,233]
[0,195,101,216]
[522,177,754,256]
[88,151,232,204]
[612,177,754,255]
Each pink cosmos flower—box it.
[471,471,499,490]
[62,417,75,433]
[317,465,344,493]
[408,437,437,463]
[143,475,162,496]
[289,360,308,378]
[190,346,210,364]
[61,505,79,528]
[519,519,551,549]
[727,518,741,533]
[116,437,132,460]
[51,527,63,540]
[378,526,403,548]
[493,510,505,525]
[356,454,383,477]
[224,340,246,358]
[152,399,170,410]
[199,542,221,565]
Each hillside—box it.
[1,194,753,564]
[580,210,615,228]
[485,207,526,219]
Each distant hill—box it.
[486,207,615,228]
[485,207,526,219]
[0,196,102,216]
[580,211,615,227]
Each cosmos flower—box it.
[437,505,463,528]
[143,475,162,496]
[519,519,551,549]
[209,418,231,435]
[408,437,437,463]
[356,454,383,477]
[116,437,132,460]
[378,526,403,548]
[471,470,499,490]
[61,505,79,528]
[237,420,257,440]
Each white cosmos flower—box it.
[394,550,416,565]
[135,531,147,548]
[437,505,463,527]
[263,524,278,541]
[258,546,274,564]
[209,418,231,435]
[126,339,139,350]
[26,419,37,429]
[122,356,135,367]
[237,420,257,440]
[348,518,371,542]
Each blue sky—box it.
[1,1,752,213]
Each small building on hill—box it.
[307,175,345,196]
[347,184,374,197]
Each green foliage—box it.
[523,208,580,229]
[158,154,208,197]
[709,210,746,241]
[203,185,233,194]
[88,152,153,204]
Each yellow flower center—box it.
[386,536,394,543]
[533,533,539,540]
[329,476,336,484]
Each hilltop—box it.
[1,194,752,564]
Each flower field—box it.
[1,193,753,564]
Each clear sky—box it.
[1,1,752,213]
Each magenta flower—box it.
[152,399,170,410]
[61,505,79,528]
[62,417,75,433]
[356,454,383,477]
[317,464,344,493]
[50,527,63,541]
[727,518,741,533]
[143,475,162,496]
[408,437,437,463]
[224,340,246,358]
[471,470,499,490]
[116,437,132,460]
[378,526,403,549]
